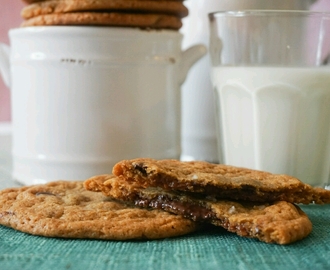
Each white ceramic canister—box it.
[180,0,317,163]
[0,26,206,185]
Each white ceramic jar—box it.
[180,0,317,163]
[0,26,206,185]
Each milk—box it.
[212,66,330,186]
[180,0,316,163]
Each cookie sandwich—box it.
[84,158,330,244]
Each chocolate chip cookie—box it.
[84,175,313,244]
[20,0,187,29]
[21,12,183,29]
[0,181,197,240]
[21,0,189,19]
[111,158,330,204]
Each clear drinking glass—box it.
[209,11,330,187]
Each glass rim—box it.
[209,10,330,19]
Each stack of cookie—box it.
[1,158,330,244]
[84,158,330,245]
[20,0,188,30]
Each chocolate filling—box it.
[131,164,296,203]
[135,194,216,223]
[133,193,257,237]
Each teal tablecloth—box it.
[0,204,330,270]
[1,140,330,270]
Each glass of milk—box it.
[209,10,330,187]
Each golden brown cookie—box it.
[21,0,188,20]
[84,175,313,244]
[21,12,182,29]
[112,158,330,204]
[0,181,198,240]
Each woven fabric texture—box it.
[0,204,329,270]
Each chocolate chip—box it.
[133,163,148,177]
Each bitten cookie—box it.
[112,158,330,204]
[21,0,189,19]
[0,181,198,240]
[84,175,313,245]
[21,12,182,29]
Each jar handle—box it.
[0,43,11,88]
[179,44,207,85]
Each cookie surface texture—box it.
[84,175,313,245]
[0,181,197,240]
[112,158,330,204]
[21,0,188,19]
[21,12,182,29]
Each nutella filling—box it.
[132,164,295,203]
[133,193,256,237]
[135,194,216,222]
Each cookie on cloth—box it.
[0,181,198,240]
[21,12,183,29]
[21,0,189,20]
[84,175,313,244]
[111,158,330,204]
